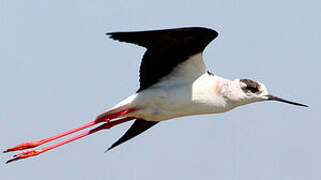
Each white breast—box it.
[107,53,235,121]
[132,73,234,121]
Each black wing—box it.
[107,119,158,151]
[107,27,218,92]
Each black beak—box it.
[266,95,308,107]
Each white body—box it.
[123,74,234,121]
[103,53,259,121]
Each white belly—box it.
[131,74,233,121]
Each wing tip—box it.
[105,145,114,152]
[105,119,159,151]
[105,141,120,152]
[105,32,116,39]
[106,27,219,41]
[105,31,133,44]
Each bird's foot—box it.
[4,140,43,153]
[6,149,44,164]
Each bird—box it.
[4,27,307,163]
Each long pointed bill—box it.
[266,95,308,107]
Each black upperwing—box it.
[107,27,218,92]
[106,27,218,150]
[107,119,158,151]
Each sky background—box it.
[1,0,320,179]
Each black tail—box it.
[107,119,158,151]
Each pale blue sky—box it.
[1,0,320,179]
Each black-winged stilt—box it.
[4,27,307,163]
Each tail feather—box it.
[96,108,137,122]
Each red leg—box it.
[4,108,137,153]
[6,117,136,163]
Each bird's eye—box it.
[245,86,259,93]
[240,79,260,94]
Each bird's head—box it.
[228,78,308,107]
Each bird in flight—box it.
[4,27,307,163]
